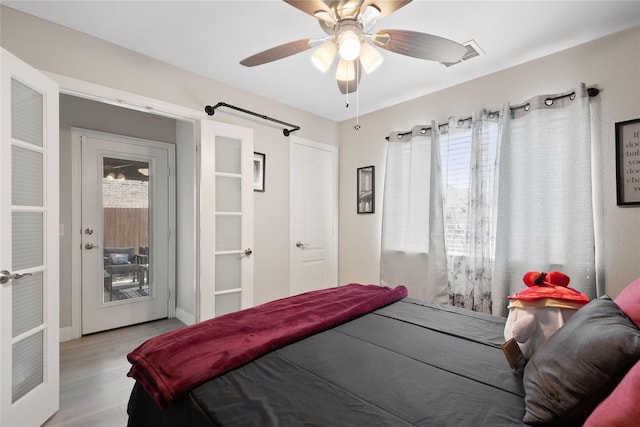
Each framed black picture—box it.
[253,152,265,192]
[615,118,640,206]
[357,165,375,214]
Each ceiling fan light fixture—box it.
[338,30,361,61]
[313,10,334,23]
[335,58,356,81]
[360,5,381,23]
[359,42,383,73]
[311,41,337,72]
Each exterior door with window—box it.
[78,130,174,334]
[0,48,60,426]
[199,120,253,321]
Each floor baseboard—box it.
[60,326,73,342]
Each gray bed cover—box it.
[127,298,527,426]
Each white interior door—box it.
[78,129,174,334]
[199,120,254,321]
[290,136,338,295]
[0,48,60,426]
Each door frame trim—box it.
[289,135,339,295]
[51,73,202,339]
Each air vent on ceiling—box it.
[441,40,483,68]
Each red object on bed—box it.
[127,283,408,408]
[508,271,590,304]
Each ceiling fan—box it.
[240,0,468,94]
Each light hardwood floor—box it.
[43,318,185,427]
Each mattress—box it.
[127,297,526,426]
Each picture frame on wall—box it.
[253,152,265,192]
[615,118,640,206]
[357,165,375,214]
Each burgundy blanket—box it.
[127,283,407,408]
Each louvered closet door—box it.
[199,120,254,321]
[0,48,60,426]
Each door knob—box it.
[0,270,33,285]
[296,242,309,249]
[243,248,253,256]
[85,243,99,249]
[85,228,94,235]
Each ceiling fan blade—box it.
[283,0,332,17]
[240,39,313,67]
[335,0,365,19]
[363,0,412,18]
[285,1,372,21]
[372,29,467,63]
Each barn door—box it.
[199,120,254,320]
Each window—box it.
[440,128,471,256]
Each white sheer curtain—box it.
[440,111,501,313]
[492,84,597,317]
[380,84,598,315]
[380,125,448,303]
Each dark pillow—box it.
[522,296,640,426]
[109,253,130,265]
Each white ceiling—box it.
[5,1,640,122]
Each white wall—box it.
[338,25,640,300]
[1,6,339,328]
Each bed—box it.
[126,281,640,427]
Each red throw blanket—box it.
[127,283,407,408]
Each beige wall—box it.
[338,25,640,300]
[1,6,339,329]
[2,5,639,327]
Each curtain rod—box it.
[386,87,600,141]
[509,87,600,114]
[385,116,476,141]
[204,102,300,136]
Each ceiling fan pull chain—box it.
[354,63,361,130]
[345,69,350,108]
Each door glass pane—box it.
[12,330,43,403]
[102,157,150,303]
[215,216,240,251]
[11,78,43,147]
[216,176,241,212]
[12,211,43,271]
[215,136,241,174]
[215,254,240,292]
[12,272,43,337]
[215,292,241,317]
[12,145,43,206]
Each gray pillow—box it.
[522,296,640,426]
